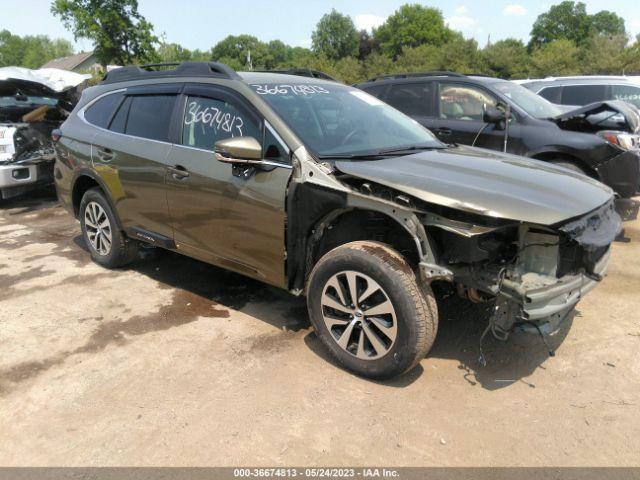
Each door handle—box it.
[168,164,190,180]
[433,128,452,136]
[96,147,114,161]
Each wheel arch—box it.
[71,170,121,227]
[530,150,600,179]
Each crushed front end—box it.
[425,199,621,340]
[0,123,57,199]
[0,67,87,199]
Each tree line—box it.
[1,0,639,84]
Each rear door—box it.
[164,84,292,287]
[383,81,438,132]
[89,85,180,238]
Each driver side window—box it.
[182,95,261,151]
[438,84,496,121]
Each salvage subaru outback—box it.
[54,62,621,379]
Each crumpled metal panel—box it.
[559,199,622,251]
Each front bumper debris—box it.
[500,246,610,333]
[595,150,640,199]
[0,158,54,199]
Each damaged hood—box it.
[334,145,613,226]
[553,100,640,133]
[0,67,89,96]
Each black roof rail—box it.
[365,71,466,82]
[463,72,498,78]
[254,68,338,82]
[101,61,242,84]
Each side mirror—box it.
[214,136,263,165]
[483,105,505,124]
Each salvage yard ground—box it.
[1,189,639,466]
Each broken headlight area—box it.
[426,199,620,342]
[0,123,56,166]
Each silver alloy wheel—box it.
[84,201,112,256]
[321,271,398,360]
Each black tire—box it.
[79,187,138,268]
[307,241,438,379]
[551,160,588,176]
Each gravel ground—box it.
[1,189,639,466]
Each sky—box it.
[2,0,640,53]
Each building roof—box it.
[41,51,96,71]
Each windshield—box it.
[250,83,442,157]
[0,96,58,108]
[492,81,562,119]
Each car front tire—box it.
[307,241,438,379]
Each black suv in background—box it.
[356,72,640,198]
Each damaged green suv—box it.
[54,62,620,379]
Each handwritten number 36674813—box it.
[184,101,244,137]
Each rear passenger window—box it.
[109,96,131,133]
[386,83,434,117]
[84,92,123,128]
[561,85,606,106]
[611,84,640,108]
[360,84,387,100]
[182,96,261,151]
[125,95,176,142]
[538,86,562,104]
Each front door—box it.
[434,82,507,152]
[164,85,292,287]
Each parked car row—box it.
[1,63,637,378]
[38,62,632,379]
[355,72,640,198]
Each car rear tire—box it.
[79,187,138,268]
[307,241,438,379]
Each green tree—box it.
[51,0,158,67]
[311,9,359,60]
[0,30,74,68]
[529,1,626,48]
[361,52,396,81]
[395,35,482,74]
[581,34,628,74]
[590,11,626,37]
[482,39,529,78]
[157,40,192,63]
[210,34,266,69]
[358,30,379,60]
[263,40,291,69]
[530,39,581,76]
[374,4,453,58]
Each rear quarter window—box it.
[84,92,124,128]
[538,86,562,104]
[386,83,434,117]
[125,95,176,142]
[561,85,607,106]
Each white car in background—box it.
[516,76,640,110]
